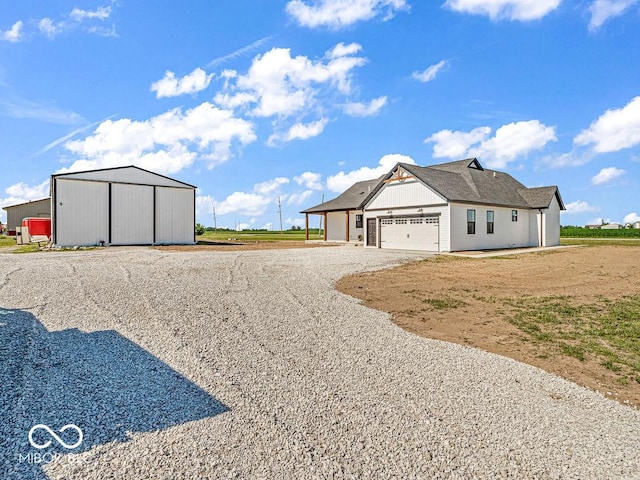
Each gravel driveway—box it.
[1,246,639,479]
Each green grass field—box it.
[561,238,640,247]
[561,226,640,238]
[198,229,323,243]
[504,295,640,386]
[0,235,16,248]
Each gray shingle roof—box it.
[402,159,564,210]
[302,158,564,213]
[518,186,564,209]
[301,177,382,213]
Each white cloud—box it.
[623,212,640,224]
[0,21,24,42]
[214,192,270,216]
[286,0,409,29]
[591,166,625,185]
[444,0,561,21]
[426,126,491,159]
[211,176,291,217]
[214,43,367,118]
[287,190,314,205]
[0,180,50,222]
[585,217,609,225]
[412,60,448,82]
[37,18,65,39]
[267,118,329,146]
[564,200,600,214]
[343,96,387,117]
[151,68,214,99]
[574,96,640,153]
[294,171,323,190]
[0,98,83,125]
[326,153,415,192]
[425,120,557,169]
[63,102,256,174]
[69,5,113,21]
[254,177,290,195]
[588,0,638,30]
[8,4,116,42]
[542,151,593,168]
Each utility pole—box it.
[212,206,217,232]
[277,196,283,235]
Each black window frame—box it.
[467,209,476,235]
[487,210,494,234]
[355,214,363,228]
[512,210,518,222]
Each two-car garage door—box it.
[379,216,439,251]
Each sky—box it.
[1,0,639,229]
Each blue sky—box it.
[1,0,639,229]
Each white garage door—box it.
[111,184,154,245]
[380,216,439,251]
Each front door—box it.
[366,218,377,247]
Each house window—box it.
[467,209,476,234]
[487,211,494,234]
[512,210,518,222]
[355,214,363,228]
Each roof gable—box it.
[52,166,196,189]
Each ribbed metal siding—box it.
[111,184,154,245]
[5,199,51,232]
[55,179,109,246]
[155,187,194,244]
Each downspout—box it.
[539,209,543,247]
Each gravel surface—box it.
[1,246,639,479]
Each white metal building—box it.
[51,166,196,247]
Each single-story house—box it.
[601,222,623,230]
[51,166,196,246]
[634,221,640,229]
[302,158,564,252]
[2,198,51,236]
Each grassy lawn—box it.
[561,238,640,247]
[504,295,640,386]
[198,229,322,243]
[0,235,16,248]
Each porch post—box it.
[323,212,327,241]
[345,211,349,242]
[305,213,309,241]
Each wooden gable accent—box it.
[384,166,415,184]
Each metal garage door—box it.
[380,216,439,251]
[111,184,154,245]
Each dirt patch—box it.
[155,241,342,252]
[337,246,640,408]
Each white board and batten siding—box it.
[449,204,532,252]
[544,196,561,247]
[52,166,195,247]
[364,180,450,251]
[326,211,364,242]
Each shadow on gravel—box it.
[0,307,229,480]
